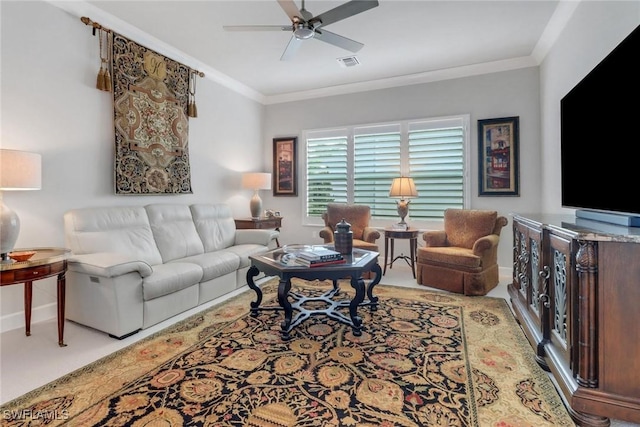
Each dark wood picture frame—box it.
[478,116,520,196]
[273,137,297,196]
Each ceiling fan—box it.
[223,0,379,60]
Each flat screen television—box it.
[560,24,640,224]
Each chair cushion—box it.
[353,240,378,252]
[444,209,497,249]
[418,247,481,270]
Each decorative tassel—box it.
[188,100,198,118]
[188,70,198,118]
[102,67,112,92]
[96,29,111,92]
[96,67,106,90]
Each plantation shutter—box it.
[306,130,348,216]
[303,115,468,222]
[354,124,401,218]
[408,118,465,219]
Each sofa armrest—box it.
[235,229,279,246]
[472,234,499,256]
[319,226,334,243]
[423,230,447,247]
[67,252,153,278]
[362,227,381,243]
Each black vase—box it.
[334,218,353,255]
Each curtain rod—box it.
[80,16,205,78]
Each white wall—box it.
[263,68,543,268]
[0,1,264,327]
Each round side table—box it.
[1,247,71,346]
[383,228,419,278]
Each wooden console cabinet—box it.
[508,214,640,426]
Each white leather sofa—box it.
[63,203,278,339]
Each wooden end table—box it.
[1,247,71,346]
[383,227,419,278]
[235,217,282,247]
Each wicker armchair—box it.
[416,209,508,296]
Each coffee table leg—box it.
[246,266,262,316]
[349,275,365,336]
[278,277,293,340]
[367,263,382,311]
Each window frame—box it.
[300,114,471,228]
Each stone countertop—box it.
[510,213,640,243]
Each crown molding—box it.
[46,0,572,106]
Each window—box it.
[304,115,470,223]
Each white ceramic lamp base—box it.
[250,191,263,219]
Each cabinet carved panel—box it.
[508,214,640,427]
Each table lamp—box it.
[388,176,418,225]
[242,172,272,219]
[0,149,42,262]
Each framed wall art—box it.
[273,137,297,196]
[478,116,520,196]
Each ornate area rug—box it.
[0,280,573,426]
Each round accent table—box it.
[1,247,71,346]
[383,228,419,278]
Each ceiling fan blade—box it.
[310,0,379,28]
[314,29,364,53]
[277,0,302,21]
[280,35,303,61]
[223,25,290,32]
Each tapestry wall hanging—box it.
[111,32,193,194]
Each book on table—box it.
[297,247,342,262]
[294,257,346,267]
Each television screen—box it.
[561,24,640,216]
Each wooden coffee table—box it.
[246,247,381,340]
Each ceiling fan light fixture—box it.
[294,23,315,40]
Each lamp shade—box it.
[242,172,272,191]
[0,149,42,190]
[1,149,42,261]
[389,177,417,199]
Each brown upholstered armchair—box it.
[416,209,508,296]
[319,203,380,252]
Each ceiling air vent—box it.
[337,56,360,68]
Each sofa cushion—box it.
[143,262,203,301]
[190,204,237,252]
[146,204,205,263]
[64,206,163,266]
[444,209,498,249]
[174,251,240,282]
[224,244,270,268]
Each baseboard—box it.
[0,302,58,334]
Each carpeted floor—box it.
[0,279,574,426]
